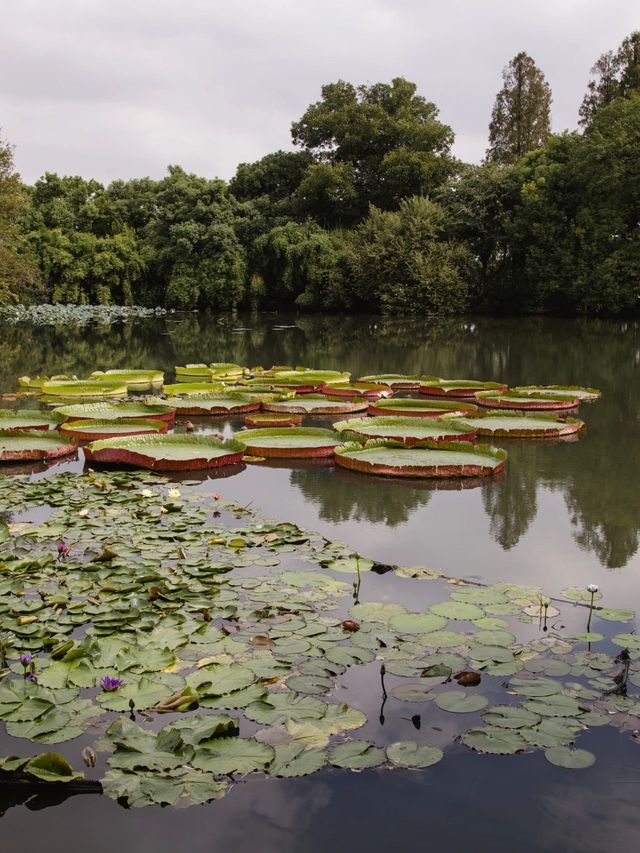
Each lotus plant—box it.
[586,583,599,632]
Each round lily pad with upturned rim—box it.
[271,370,351,392]
[244,413,303,428]
[367,398,478,418]
[157,394,260,416]
[357,374,420,389]
[60,418,169,441]
[162,382,225,396]
[263,396,368,415]
[90,370,164,391]
[333,415,476,446]
[321,382,392,400]
[512,385,601,402]
[41,379,128,398]
[419,378,507,398]
[457,410,585,438]
[84,434,245,471]
[235,427,341,459]
[475,391,580,411]
[334,439,507,479]
[0,409,60,431]
[0,430,77,462]
[53,401,177,423]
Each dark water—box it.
[1,313,639,852]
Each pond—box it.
[0,312,639,853]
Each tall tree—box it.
[291,78,455,222]
[579,31,640,125]
[486,52,552,164]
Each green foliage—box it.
[346,196,473,314]
[291,77,455,222]
[0,133,41,303]
[580,31,640,126]
[487,52,552,164]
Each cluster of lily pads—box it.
[0,471,636,807]
[1,365,599,479]
[0,305,169,326]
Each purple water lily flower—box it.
[57,542,71,559]
[19,653,32,668]
[100,675,124,692]
[25,673,37,683]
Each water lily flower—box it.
[212,493,221,501]
[25,673,37,683]
[19,653,31,668]
[78,508,89,517]
[586,584,600,632]
[100,675,124,692]
[587,583,599,593]
[168,488,181,499]
[140,489,154,498]
[57,542,70,559]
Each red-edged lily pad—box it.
[335,439,507,478]
[159,395,260,416]
[368,398,478,418]
[236,427,340,458]
[243,413,303,428]
[0,430,77,462]
[420,379,507,398]
[0,409,60,431]
[53,402,177,423]
[263,396,368,415]
[321,382,392,400]
[475,391,579,411]
[333,416,477,446]
[457,411,585,438]
[84,434,245,471]
[60,418,169,441]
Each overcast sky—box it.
[1,0,637,185]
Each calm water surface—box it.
[0,313,639,852]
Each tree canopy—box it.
[580,31,640,125]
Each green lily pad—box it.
[544,747,596,769]
[435,691,488,713]
[328,741,386,769]
[386,741,443,768]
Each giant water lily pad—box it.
[272,370,351,391]
[41,379,128,398]
[323,382,392,400]
[475,391,579,411]
[368,398,478,418]
[512,385,601,402]
[236,427,341,458]
[156,394,260,416]
[0,430,77,462]
[334,439,507,478]
[174,364,218,380]
[457,410,585,438]
[419,378,507,398]
[90,370,164,391]
[263,396,368,415]
[357,374,420,388]
[161,382,225,396]
[54,401,176,423]
[84,434,245,471]
[0,409,60,431]
[60,418,169,441]
[333,416,476,446]
[244,413,303,428]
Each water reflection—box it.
[1,313,639,574]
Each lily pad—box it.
[333,416,476,446]
[458,411,584,438]
[0,430,77,462]
[191,737,274,775]
[435,691,488,713]
[544,747,596,769]
[475,391,579,411]
[386,741,443,768]
[263,396,368,415]
[461,727,527,754]
[511,385,601,401]
[157,394,260,415]
[60,418,169,441]
[368,398,478,418]
[236,427,341,458]
[85,434,245,471]
[0,409,60,431]
[420,378,507,398]
[90,370,164,391]
[328,741,386,769]
[54,401,176,423]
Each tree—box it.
[0,132,41,302]
[580,31,640,125]
[486,52,552,164]
[291,78,455,221]
[346,196,473,315]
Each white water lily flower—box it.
[78,508,89,517]
[168,488,181,499]
[587,584,599,593]
[140,489,154,498]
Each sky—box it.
[1,0,638,185]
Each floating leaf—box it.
[386,741,443,768]
[435,691,488,713]
[544,747,596,769]
[328,741,386,769]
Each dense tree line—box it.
[0,32,639,316]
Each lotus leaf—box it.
[386,741,443,767]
